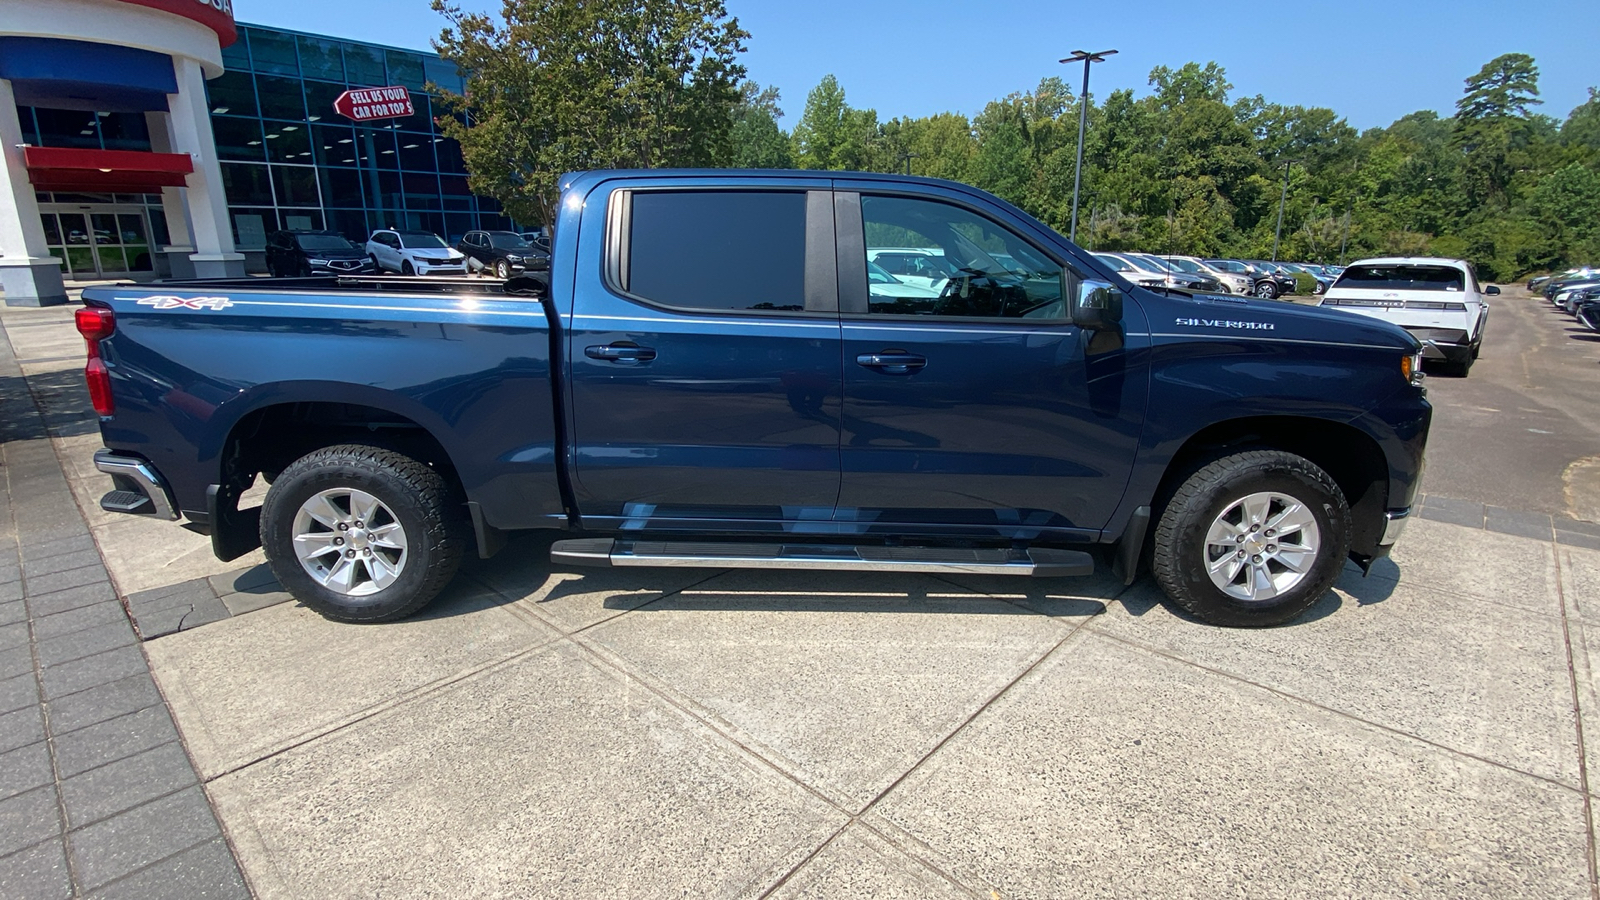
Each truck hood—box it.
[1161,291,1420,352]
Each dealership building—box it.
[1,0,516,305]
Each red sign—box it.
[334,86,416,123]
[116,0,238,47]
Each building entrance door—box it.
[38,204,156,280]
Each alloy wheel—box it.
[292,488,409,596]
[1203,490,1320,603]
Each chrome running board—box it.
[550,539,1094,577]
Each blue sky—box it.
[235,0,1595,131]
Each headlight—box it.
[307,259,329,266]
[506,255,521,262]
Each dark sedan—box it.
[457,230,550,279]
[265,231,374,277]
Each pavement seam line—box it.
[1553,546,1600,900]
[74,832,221,896]
[200,631,569,782]
[748,820,852,900]
[1091,626,1592,795]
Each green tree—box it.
[790,75,850,169]
[729,82,791,168]
[1454,53,1543,210]
[430,0,748,225]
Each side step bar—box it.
[551,539,1094,577]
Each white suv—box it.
[1319,256,1495,376]
[366,229,467,276]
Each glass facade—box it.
[13,23,513,275]
[206,24,515,251]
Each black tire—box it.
[1254,281,1278,300]
[370,253,381,272]
[402,260,415,276]
[260,445,466,623]
[1151,450,1350,627]
[495,259,511,280]
[1439,355,1473,377]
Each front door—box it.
[833,186,1146,541]
[567,180,843,531]
[39,205,155,279]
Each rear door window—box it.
[621,191,807,313]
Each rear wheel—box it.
[261,445,466,622]
[1151,450,1349,627]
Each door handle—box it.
[856,351,926,373]
[585,343,657,363]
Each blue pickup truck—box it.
[79,170,1430,628]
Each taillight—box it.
[76,306,115,415]
[75,306,115,340]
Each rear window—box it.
[1335,265,1464,292]
[625,191,805,312]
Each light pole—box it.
[899,151,919,176]
[1060,49,1116,244]
[1270,158,1299,262]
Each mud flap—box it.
[206,483,262,563]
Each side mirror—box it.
[1485,285,1501,295]
[1072,278,1123,330]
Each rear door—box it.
[832,184,1146,541]
[566,178,843,531]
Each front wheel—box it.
[402,260,415,276]
[260,445,466,622]
[1151,450,1350,627]
[1254,281,1279,300]
[495,259,511,280]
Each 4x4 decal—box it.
[129,296,235,311]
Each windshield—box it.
[295,234,357,252]
[487,232,531,250]
[397,232,448,249]
[1163,257,1205,274]
[1093,254,1134,272]
[1334,264,1465,292]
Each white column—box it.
[144,110,197,278]
[167,56,243,278]
[0,79,67,306]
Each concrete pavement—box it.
[1,289,1598,897]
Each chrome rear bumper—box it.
[94,450,178,521]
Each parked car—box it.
[1244,261,1301,298]
[519,228,551,252]
[366,229,467,276]
[1091,252,1166,289]
[866,261,943,302]
[81,169,1430,631]
[867,248,958,292]
[1527,274,1554,291]
[457,230,549,279]
[1576,294,1600,332]
[1320,256,1492,376]
[1203,258,1284,299]
[1280,263,1334,295]
[265,231,374,277]
[1158,255,1251,294]
[1120,253,1225,293]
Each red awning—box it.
[23,146,193,193]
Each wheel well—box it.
[1154,416,1389,553]
[221,402,460,495]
